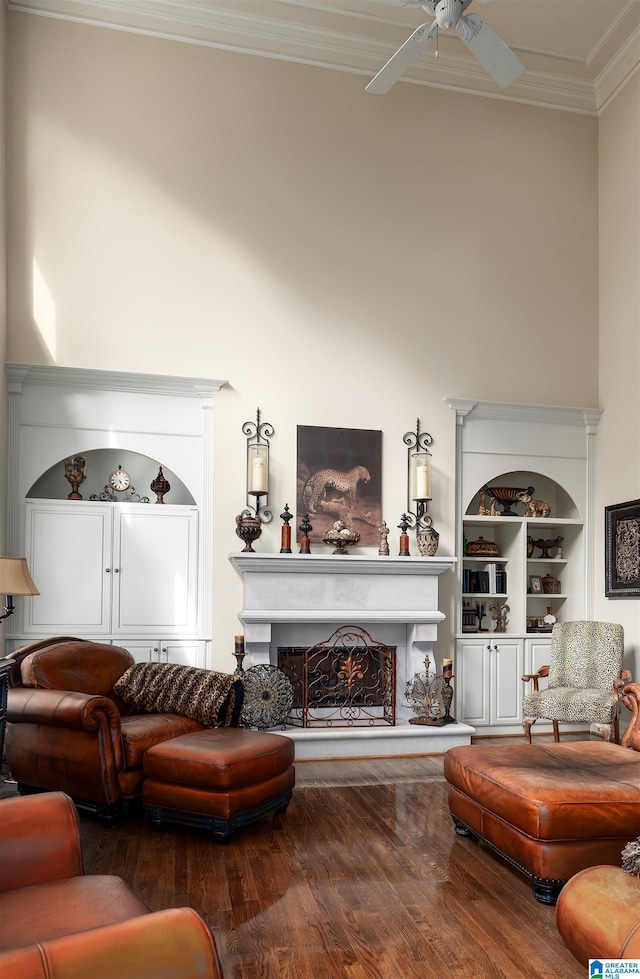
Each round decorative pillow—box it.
[240,664,294,730]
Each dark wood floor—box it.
[4,736,589,979]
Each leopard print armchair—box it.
[521,620,628,743]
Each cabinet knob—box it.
[114,568,119,573]
[162,647,167,654]
[153,647,159,653]
[105,568,110,573]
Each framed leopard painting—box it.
[296,425,382,547]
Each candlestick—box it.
[398,514,410,557]
[280,504,293,553]
[233,635,245,675]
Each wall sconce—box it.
[403,418,433,531]
[0,557,39,621]
[242,407,274,524]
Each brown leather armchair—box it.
[5,637,211,822]
[0,791,223,978]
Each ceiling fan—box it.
[366,0,525,94]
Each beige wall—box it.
[595,71,640,671]
[6,13,601,666]
[0,3,7,556]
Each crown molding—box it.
[7,0,640,115]
[595,24,640,112]
[5,362,227,397]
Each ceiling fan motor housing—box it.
[434,0,462,29]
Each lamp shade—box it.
[0,557,39,596]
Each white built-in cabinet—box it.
[5,365,226,668]
[23,501,199,640]
[447,398,602,736]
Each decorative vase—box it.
[417,524,440,556]
[150,466,171,504]
[235,512,262,552]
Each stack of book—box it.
[463,563,507,595]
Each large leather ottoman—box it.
[142,728,295,841]
[444,741,640,904]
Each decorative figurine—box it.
[150,466,171,504]
[405,655,456,727]
[378,520,390,556]
[280,504,293,554]
[516,490,551,517]
[64,455,87,501]
[490,602,510,633]
[398,514,411,557]
[299,514,312,554]
[478,486,498,516]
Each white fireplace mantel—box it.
[229,552,456,726]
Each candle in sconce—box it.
[415,467,429,500]
[442,658,453,677]
[250,456,267,493]
[413,459,431,500]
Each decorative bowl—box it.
[322,521,360,555]
[485,485,534,517]
[530,535,564,559]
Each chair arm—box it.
[0,792,83,892]
[614,669,632,693]
[8,687,122,733]
[521,665,550,693]
[0,908,224,979]
[621,682,640,748]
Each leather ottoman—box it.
[444,741,640,903]
[142,728,295,841]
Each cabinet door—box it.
[112,508,198,635]
[490,639,524,726]
[457,639,490,727]
[125,640,206,668]
[526,638,552,684]
[24,502,112,634]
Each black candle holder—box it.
[242,407,274,524]
[403,418,433,532]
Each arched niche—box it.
[27,449,195,505]
[464,470,581,521]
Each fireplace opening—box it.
[278,625,396,728]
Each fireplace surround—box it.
[229,552,474,757]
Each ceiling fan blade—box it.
[366,20,438,94]
[456,13,524,89]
